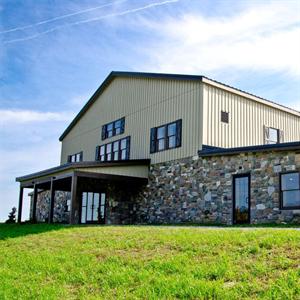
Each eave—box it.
[198,141,300,157]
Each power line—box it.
[3,0,179,44]
[0,0,127,35]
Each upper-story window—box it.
[67,151,83,163]
[96,136,130,162]
[280,172,300,209]
[102,117,125,140]
[264,126,283,144]
[150,119,182,153]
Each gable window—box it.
[264,126,283,144]
[102,117,125,140]
[96,136,130,162]
[221,111,229,123]
[280,172,300,209]
[150,119,182,153]
[68,151,83,163]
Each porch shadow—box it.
[0,223,70,240]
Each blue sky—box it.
[0,0,299,221]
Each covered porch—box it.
[16,160,150,225]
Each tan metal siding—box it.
[61,77,203,164]
[202,83,300,148]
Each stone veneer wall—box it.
[134,150,300,225]
[34,191,70,223]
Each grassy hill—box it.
[0,224,299,299]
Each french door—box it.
[233,174,250,224]
[81,192,106,224]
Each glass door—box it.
[81,192,106,224]
[99,193,106,224]
[233,174,250,224]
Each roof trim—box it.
[16,159,150,182]
[59,71,300,141]
[198,141,300,157]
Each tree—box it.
[5,207,17,224]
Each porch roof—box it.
[198,141,300,157]
[16,159,150,186]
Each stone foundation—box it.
[31,150,300,225]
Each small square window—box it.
[221,111,229,123]
[264,126,281,144]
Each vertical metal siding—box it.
[202,83,300,148]
[61,77,203,164]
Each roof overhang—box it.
[198,141,300,157]
[58,71,300,142]
[16,159,150,187]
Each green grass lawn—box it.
[0,224,299,299]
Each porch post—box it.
[17,185,24,223]
[32,184,38,223]
[70,173,78,224]
[48,178,55,224]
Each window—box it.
[150,119,182,153]
[280,172,300,209]
[120,138,128,160]
[99,145,105,162]
[157,126,166,151]
[106,143,112,161]
[113,140,119,161]
[106,123,114,138]
[264,126,283,144]
[95,136,130,162]
[68,151,83,163]
[102,117,125,140]
[221,111,229,123]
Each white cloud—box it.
[142,1,300,77]
[0,109,74,124]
